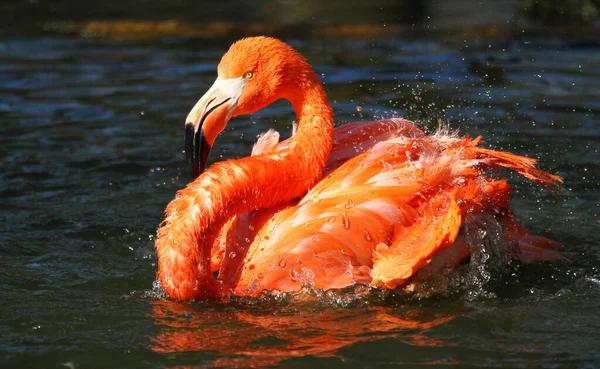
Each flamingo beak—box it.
[184,77,245,179]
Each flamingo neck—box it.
[285,80,335,189]
[156,77,334,300]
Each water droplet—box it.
[278,256,287,268]
[228,251,236,258]
[363,229,371,241]
[345,198,355,209]
[342,213,350,229]
[290,269,299,281]
[327,216,336,223]
[356,106,362,112]
[311,236,317,243]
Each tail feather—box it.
[503,216,563,263]
[463,146,563,192]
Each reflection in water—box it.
[148,297,458,367]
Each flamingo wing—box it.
[210,118,425,276]
[211,120,561,296]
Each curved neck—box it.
[156,78,334,300]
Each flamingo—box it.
[155,36,562,301]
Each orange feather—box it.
[155,37,562,301]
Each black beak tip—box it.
[184,122,200,179]
[184,121,211,180]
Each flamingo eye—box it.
[243,71,253,80]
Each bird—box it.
[155,36,562,301]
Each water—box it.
[1,25,599,369]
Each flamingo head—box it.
[185,36,317,178]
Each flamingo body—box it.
[155,37,562,301]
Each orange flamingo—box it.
[155,36,562,301]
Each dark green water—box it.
[1,32,599,368]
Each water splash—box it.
[462,213,513,299]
